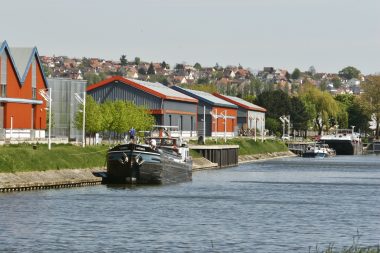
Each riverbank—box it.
[0,141,294,192]
[0,152,295,192]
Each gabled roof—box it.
[213,93,267,112]
[0,40,48,87]
[86,76,198,103]
[9,47,34,82]
[171,86,238,109]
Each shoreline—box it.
[0,151,296,192]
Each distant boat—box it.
[106,126,192,184]
[302,143,336,158]
[320,129,362,155]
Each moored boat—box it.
[106,126,192,184]
[320,129,362,155]
[302,143,335,158]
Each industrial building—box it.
[213,93,266,137]
[171,86,238,138]
[0,40,48,139]
[87,76,198,137]
[47,78,86,140]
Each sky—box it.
[1,0,379,74]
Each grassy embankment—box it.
[189,138,288,157]
[0,139,288,173]
[0,144,108,173]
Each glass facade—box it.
[47,78,86,140]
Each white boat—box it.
[320,129,362,155]
[302,143,335,158]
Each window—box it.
[0,84,5,97]
[32,87,37,99]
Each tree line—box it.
[75,96,155,142]
[255,76,380,139]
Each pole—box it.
[10,116,13,138]
[254,117,257,142]
[224,110,226,143]
[203,105,206,144]
[48,88,52,150]
[82,92,86,147]
[261,117,264,142]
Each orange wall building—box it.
[0,41,48,139]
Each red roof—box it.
[213,93,267,112]
[87,76,198,103]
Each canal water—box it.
[1,155,380,252]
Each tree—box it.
[174,63,184,70]
[120,54,127,66]
[194,62,202,70]
[360,75,380,138]
[338,66,361,80]
[291,68,301,80]
[308,66,316,76]
[250,78,264,96]
[75,95,103,141]
[138,67,147,75]
[331,77,343,89]
[84,73,102,86]
[134,57,141,65]
[299,83,339,135]
[161,61,169,69]
[256,90,291,119]
[290,96,312,137]
[147,62,156,75]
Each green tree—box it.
[360,75,380,138]
[75,95,103,141]
[308,66,316,76]
[161,61,169,69]
[265,117,282,136]
[250,78,264,96]
[120,54,128,66]
[291,68,301,80]
[194,62,202,70]
[84,73,102,86]
[134,57,141,65]
[290,96,312,137]
[299,83,339,135]
[147,62,155,75]
[256,90,291,119]
[338,66,361,80]
[331,77,343,89]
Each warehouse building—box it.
[47,78,86,140]
[0,40,48,139]
[213,93,266,137]
[87,76,198,137]
[171,86,238,138]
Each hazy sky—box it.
[2,0,379,74]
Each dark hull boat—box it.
[320,129,362,155]
[106,143,192,185]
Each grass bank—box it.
[0,144,108,173]
[190,138,288,156]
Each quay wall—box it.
[0,153,294,193]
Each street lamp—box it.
[74,92,86,147]
[39,88,52,150]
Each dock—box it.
[190,145,239,168]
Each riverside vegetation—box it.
[0,139,288,173]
